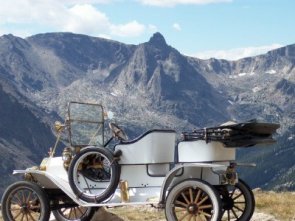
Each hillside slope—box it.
[0,81,56,194]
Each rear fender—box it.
[159,163,227,204]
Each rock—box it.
[252,188,262,192]
[91,207,124,221]
[251,212,280,221]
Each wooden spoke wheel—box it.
[219,179,255,221]
[165,179,222,221]
[1,181,50,221]
[53,206,97,221]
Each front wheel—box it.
[165,179,222,221]
[52,206,97,221]
[1,181,51,221]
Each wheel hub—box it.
[223,197,234,210]
[21,204,29,213]
[187,204,198,214]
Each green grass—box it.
[254,191,295,221]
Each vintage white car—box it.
[1,102,279,221]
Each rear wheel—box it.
[52,206,97,221]
[219,179,255,221]
[1,181,50,221]
[165,179,222,221]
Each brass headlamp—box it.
[62,147,73,169]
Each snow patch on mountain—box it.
[266,69,277,74]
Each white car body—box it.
[14,129,235,207]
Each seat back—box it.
[115,130,176,165]
[178,140,236,162]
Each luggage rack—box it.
[181,120,280,147]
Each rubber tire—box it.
[52,206,97,221]
[221,179,255,221]
[165,179,222,221]
[1,181,51,221]
[68,147,120,203]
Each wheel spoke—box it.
[64,209,70,218]
[29,205,41,210]
[181,192,190,204]
[200,211,211,218]
[13,210,22,219]
[25,213,30,221]
[26,191,32,203]
[10,205,22,211]
[11,199,21,206]
[229,187,236,198]
[74,207,78,219]
[233,193,242,201]
[28,210,37,221]
[176,200,189,208]
[227,210,230,221]
[193,215,197,221]
[21,190,26,203]
[199,204,212,209]
[69,208,73,218]
[77,206,85,215]
[197,196,208,206]
[197,214,207,221]
[20,212,25,221]
[189,188,194,203]
[179,212,190,221]
[194,190,201,204]
[233,205,244,212]
[14,193,23,205]
[231,209,239,219]
[10,207,22,211]
[175,207,186,212]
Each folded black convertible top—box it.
[182,120,280,148]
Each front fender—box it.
[13,169,85,206]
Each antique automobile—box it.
[1,102,280,221]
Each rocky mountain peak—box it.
[148,32,167,48]
[0,34,30,50]
[266,44,295,58]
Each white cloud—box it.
[61,0,113,5]
[172,23,181,31]
[191,44,283,60]
[62,4,110,34]
[110,20,146,37]
[0,0,147,38]
[139,0,232,7]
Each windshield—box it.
[68,102,104,147]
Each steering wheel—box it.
[109,123,128,141]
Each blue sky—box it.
[0,0,294,60]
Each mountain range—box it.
[0,32,294,195]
